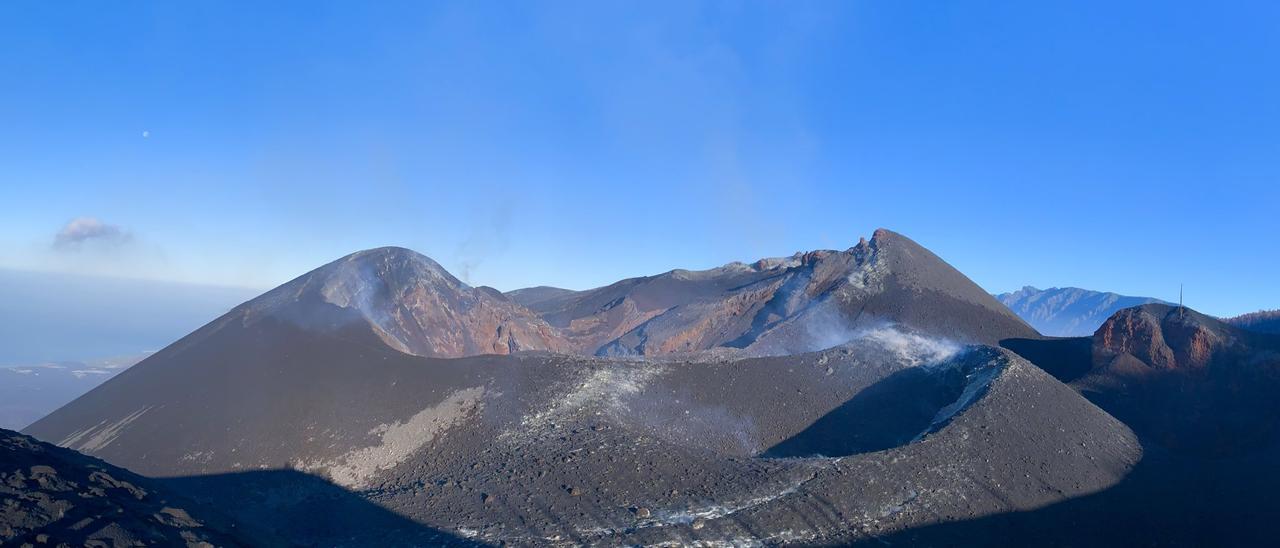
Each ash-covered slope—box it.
[23,302,496,480]
[0,428,251,547]
[243,246,570,358]
[358,340,1138,547]
[25,229,1038,478]
[23,319,1138,545]
[522,229,1036,355]
[22,233,1135,545]
[1225,309,1280,334]
[995,286,1167,337]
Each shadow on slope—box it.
[849,440,1280,547]
[760,366,969,458]
[163,469,485,547]
[999,336,1092,383]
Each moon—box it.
[142,130,150,138]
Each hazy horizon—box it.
[1,236,1234,300]
[0,268,258,366]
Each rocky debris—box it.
[0,429,252,547]
[1095,305,1181,368]
[1094,305,1232,370]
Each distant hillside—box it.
[1084,304,1280,457]
[0,355,147,430]
[1225,309,1280,334]
[504,286,581,314]
[995,286,1167,337]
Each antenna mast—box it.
[1179,284,1184,319]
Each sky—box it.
[1,1,1277,317]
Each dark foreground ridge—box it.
[1,428,481,547]
[1,428,249,547]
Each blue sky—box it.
[1,1,1277,317]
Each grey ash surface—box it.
[23,326,1139,546]
[365,345,1137,547]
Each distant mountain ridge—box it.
[1225,309,1280,334]
[503,286,581,314]
[995,286,1168,337]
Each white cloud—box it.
[53,217,131,249]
